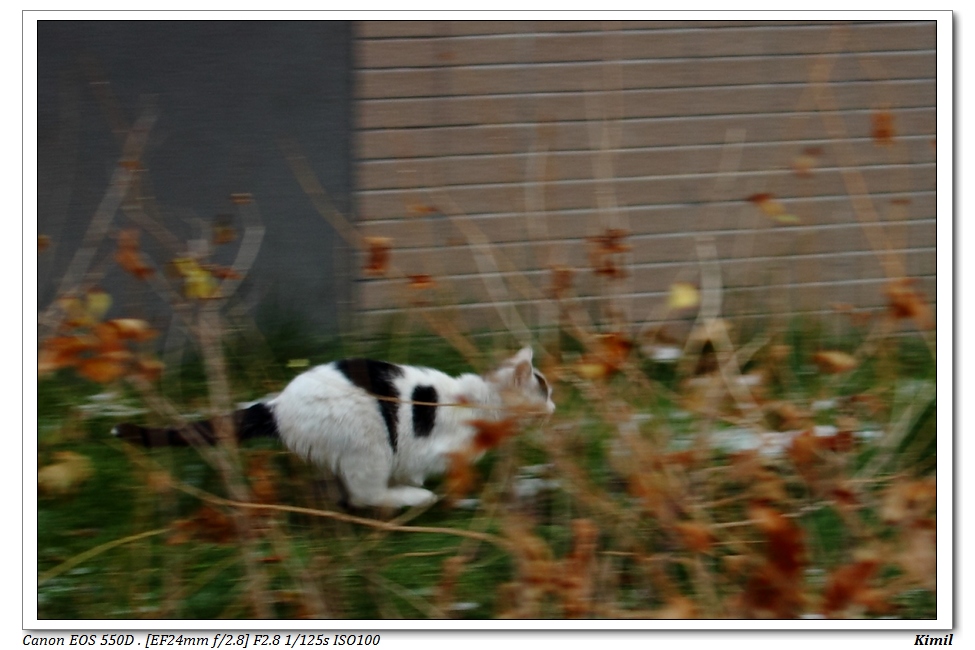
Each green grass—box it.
[35,320,938,620]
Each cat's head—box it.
[488,346,555,415]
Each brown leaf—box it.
[588,228,630,255]
[210,266,242,280]
[444,449,476,504]
[77,356,129,383]
[674,521,714,554]
[813,350,858,374]
[135,356,166,382]
[549,265,575,300]
[115,230,154,280]
[881,478,936,526]
[407,204,440,216]
[872,110,895,145]
[363,237,392,277]
[885,278,934,330]
[653,595,698,619]
[821,559,880,617]
[787,430,819,474]
[38,235,51,252]
[574,332,633,380]
[791,147,823,178]
[247,452,279,505]
[749,502,806,579]
[105,318,158,341]
[174,505,236,544]
[899,525,936,590]
[406,274,436,290]
[229,192,253,205]
[212,214,237,245]
[588,229,630,280]
[747,193,798,224]
[468,417,520,452]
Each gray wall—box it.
[37,21,353,334]
[352,21,936,334]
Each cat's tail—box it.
[112,403,279,448]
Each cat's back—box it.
[269,357,465,467]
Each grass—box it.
[36,317,937,620]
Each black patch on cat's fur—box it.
[235,403,279,441]
[335,358,404,452]
[411,385,438,438]
[113,404,279,448]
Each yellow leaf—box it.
[85,288,112,322]
[38,451,93,496]
[668,283,700,310]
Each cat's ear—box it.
[509,347,534,385]
[511,346,533,364]
[513,359,533,386]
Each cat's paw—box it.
[349,486,438,509]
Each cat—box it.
[113,346,554,508]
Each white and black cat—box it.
[113,347,554,508]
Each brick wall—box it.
[352,21,936,335]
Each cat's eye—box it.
[534,371,550,397]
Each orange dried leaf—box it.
[210,266,241,280]
[588,229,630,280]
[363,236,392,277]
[212,214,237,245]
[747,193,798,224]
[115,230,154,279]
[813,350,858,374]
[885,278,934,330]
[38,348,69,376]
[445,449,476,504]
[230,192,253,205]
[469,417,520,452]
[653,596,698,619]
[674,521,714,554]
[820,430,855,454]
[881,478,936,526]
[899,525,936,589]
[106,318,158,341]
[593,261,628,279]
[748,502,806,578]
[821,559,880,617]
[872,110,896,145]
[407,274,436,290]
[787,429,819,472]
[588,228,631,254]
[58,294,101,328]
[792,147,823,178]
[135,356,166,382]
[407,204,440,216]
[177,505,236,544]
[549,265,575,300]
[77,356,129,384]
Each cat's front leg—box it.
[376,485,439,508]
[340,455,438,509]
